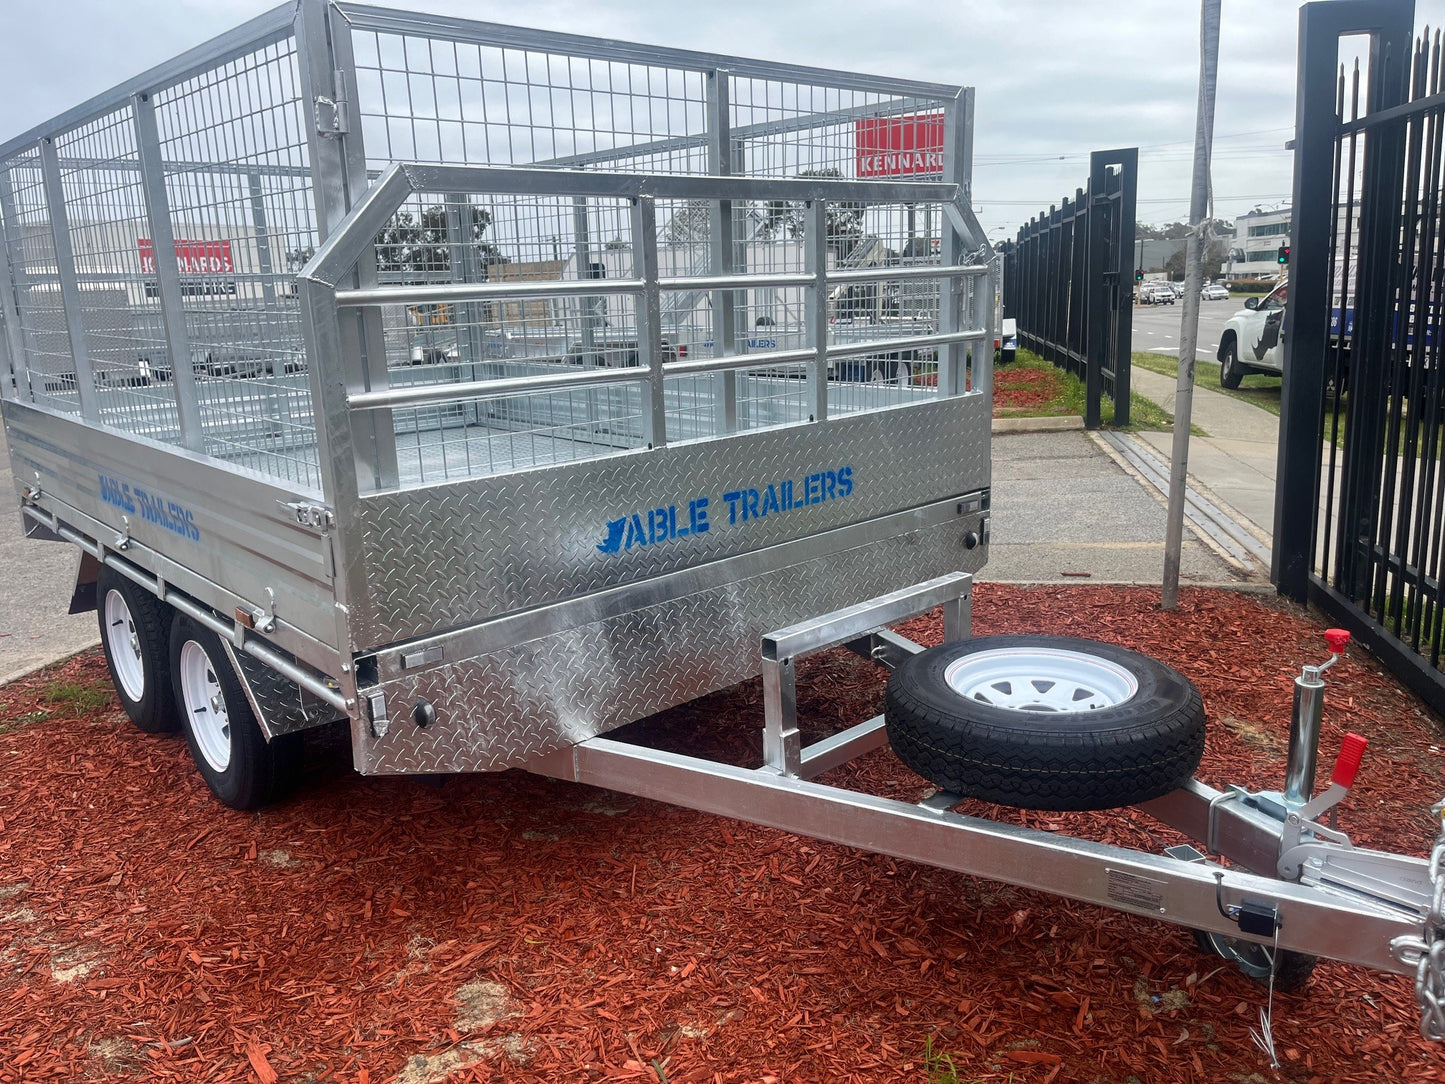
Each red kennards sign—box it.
[855,113,946,177]
[138,239,234,275]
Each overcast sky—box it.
[2,0,1444,241]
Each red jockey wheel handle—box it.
[1324,628,1352,655]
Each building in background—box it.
[1227,206,1290,279]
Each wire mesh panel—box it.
[349,28,710,173]
[154,35,319,488]
[0,154,79,414]
[55,108,179,438]
[0,1,984,504]
[305,166,989,497]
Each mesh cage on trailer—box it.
[0,0,987,494]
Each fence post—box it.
[1112,149,1138,425]
[1274,0,1414,600]
[1085,160,1109,429]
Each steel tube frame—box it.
[133,92,205,451]
[532,735,1424,975]
[336,265,986,309]
[21,502,345,711]
[761,573,971,777]
[306,162,992,459]
[347,364,648,412]
[706,69,740,435]
[37,138,101,422]
[805,199,829,423]
[0,205,31,404]
[630,195,667,448]
[335,2,961,98]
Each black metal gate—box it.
[1278,0,1445,716]
[1001,148,1138,428]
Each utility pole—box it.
[1162,0,1221,610]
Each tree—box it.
[1163,237,1231,281]
[754,168,865,259]
[374,203,506,280]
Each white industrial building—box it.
[1227,206,1290,279]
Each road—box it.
[1130,295,1243,361]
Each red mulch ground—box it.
[2,585,1444,1083]
[991,366,1063,415]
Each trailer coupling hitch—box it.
[1276,733,1369,879]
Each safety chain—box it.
[1391,800,1445,1041]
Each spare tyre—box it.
[885,635,1205,811]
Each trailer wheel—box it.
[169,614,296,810]
[1192,929,1317,991]
[97,569,178,734]
[884,635,1205,811]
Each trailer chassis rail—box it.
[529,574,1437,982]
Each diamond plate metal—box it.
[225,641,347,738]
[355,513,985,774]
[352,393,990,646]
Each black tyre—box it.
[169,614,298,810]
[97,568,178,734]
[1192,929,1317,992]
[884,635,1205,811]
[1219,338,1245,390]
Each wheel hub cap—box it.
[944,647,1139,713]
[180,639,231,773]
[103,590,146,703]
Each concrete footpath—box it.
[984,428,1241,585]
[1126,367,1280,555]
[0,426,100,683]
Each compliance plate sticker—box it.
[1106,868,1167,914]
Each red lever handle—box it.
[1324,628,1352,654]
[1332,733,1368,788]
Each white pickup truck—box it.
[1216,280,1286,388]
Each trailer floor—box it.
[0,585,1442,1083]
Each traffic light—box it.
[1135,269,1144,282]
[1278,244,1290,265]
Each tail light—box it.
[677,344,688,358]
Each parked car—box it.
[1202,284,1231,301]
[565,337,682,367]
[1217,280,1286,388]
[995,317,1018,364]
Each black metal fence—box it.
[1278,0,1445,716]
[1001,148,1138,428]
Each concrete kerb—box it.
[992,415,1085,434]
[0,638,100,688]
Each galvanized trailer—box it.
[4,0,1445,1041]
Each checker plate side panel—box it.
[352,394,989,646]
[356,513,984,774]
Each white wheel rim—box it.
[945,647,1139,713]
[179,639,231,772]
[103,589,145,702]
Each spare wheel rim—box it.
[179,640,231,772]
[944,646,1139,713]
[103,589,145,702]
